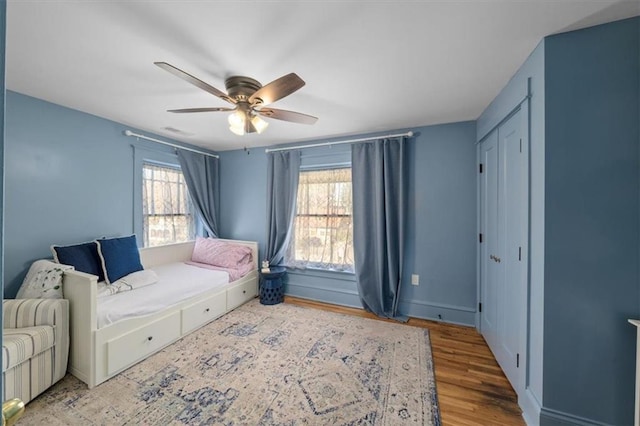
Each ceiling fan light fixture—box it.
[228,110,246,135]
[229,124,245,136]
[228,109,245,127]
[251,115,269,134]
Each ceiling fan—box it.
[155,62,318,136]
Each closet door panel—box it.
[479,108,526,393]
[496,111,523,390]
[480,130,499,351]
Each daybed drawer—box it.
[106,312,180,375]
[181,290,226,334]
[227,279,257,310]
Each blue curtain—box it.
[176,150,219,237]
[266,150,301,265]
[351,137,406,319]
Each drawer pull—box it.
[205,308,210,313]
[243,290,246,294]
[147,336,153,341]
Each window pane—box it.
[142,163,195,247]
[288,168,354,270]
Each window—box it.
[287,167,354,271]
[142,163,195,247]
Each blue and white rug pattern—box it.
[21,299,441,425]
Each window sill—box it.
[142,239,195,249]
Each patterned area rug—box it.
[20,299,441,425]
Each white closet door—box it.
[480,130,500,352]
[497,111,524,390]
[480,109,526,392]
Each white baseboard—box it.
[540,407,614,426]
[397,299,476,326]
[520,388,542,425]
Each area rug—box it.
[20,299,441,425]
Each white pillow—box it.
[16,260,74,299]
[97,269,159,298]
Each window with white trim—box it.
[287,167,354,271]
[142,162,195,247]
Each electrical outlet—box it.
[411,274,419,286]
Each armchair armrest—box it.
[3,299,70,381]
[3,299,69,329]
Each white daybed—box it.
[63,239,258,388]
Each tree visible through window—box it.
[142,163,195,247]
[287,168,354,271]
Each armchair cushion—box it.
[3,326,55,371]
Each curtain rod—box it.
[124,130,219,159]
[264,131,414,153]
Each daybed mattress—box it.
[96,262,229,328]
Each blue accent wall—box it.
[4,91,216,298]
[399,123,477,324]
[218,147,268,257]
[542,17,640,425]
[219,122,478,325]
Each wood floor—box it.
[284,296,525,426]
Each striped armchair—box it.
[2,299,69,404]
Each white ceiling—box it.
[6,1,640,152]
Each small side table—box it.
[260,266,286,305]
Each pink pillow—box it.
[186,261,255,282]
[191,237,253,268]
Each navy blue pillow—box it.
[51,241,105,281]
[96,235,143,284]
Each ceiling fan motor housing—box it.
[225,76,262,103]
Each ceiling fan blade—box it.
[249,73,305,106]
[167,107,234,113]
[258,108,318,125]
[154,62,235,104]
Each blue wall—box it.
[219,122,478,325]
[3,91,216,298]
[218,147,268,255]
[542,17,640,425]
